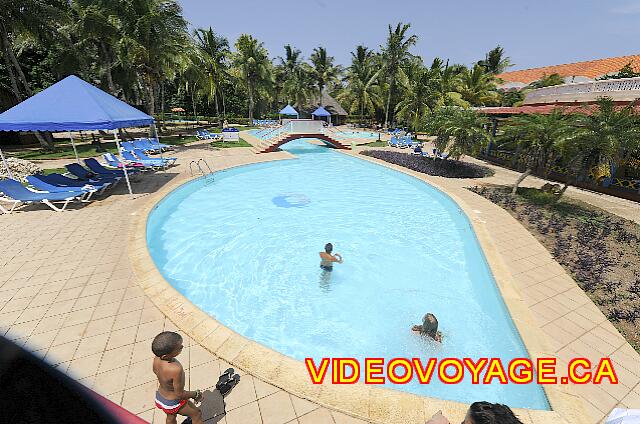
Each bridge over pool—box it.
[247,120,350,153]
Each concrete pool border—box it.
[128,149,589,424]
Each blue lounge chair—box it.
[432,149,450,159]
[412,146,431,157]
[131,139,161,153]
[25,176,96,201]
[133,149,176,166]
[121,151,165,168]
[35,174,111,193]
[84,158,139,177]
[0,179,84,213]
[147,137,173,150]
[65,163,121,184]
[388,137,401,148]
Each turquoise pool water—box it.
[334,130,379,139]
[147,139,549,409]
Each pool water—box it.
[335,130,379,139]
[147,139,549,409]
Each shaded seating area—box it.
[0,75,179,213]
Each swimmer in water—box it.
[319,243,343,271]
[412,313,442,343]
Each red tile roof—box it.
[478,104,640,116]
[497,55,640,84]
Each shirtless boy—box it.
[152,331,203,424]
[319,242,343,271]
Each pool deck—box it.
[0,137,638,423]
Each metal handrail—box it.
[189,159,214,184]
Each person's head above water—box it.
[422,313,439,339]
[463,401,523,424]
[324,243,333,254]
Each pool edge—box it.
[128,150,587,424]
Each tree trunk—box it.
[160,82,165,133]
[214,91,220,122]
[1,39,22,101]
[34,132,54,150]
[1,23,32,96]
[247,83,254,122]
[99,41,117,95]
[221,87,226,118]
[511,168,532,195]
[145,80,156,116]
[191,91,197,123]
[510,143,523,168]
[384,85,392,128]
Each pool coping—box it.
[128,149,589,424]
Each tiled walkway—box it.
[0,144,369,424]
[1,140,639,423]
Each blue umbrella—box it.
[278,104,299,117]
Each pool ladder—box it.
[189,158,214,185]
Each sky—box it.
[178,0,640,71]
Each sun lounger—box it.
[131,139,161,153]
[0,179,85,213]
[388,137,401,148]
[34,173,111,193]
[412,146,431,157]
[84,158,140,177]
[65,163,121,184]
[133,149,176,166]
[103,153,145,170]
[121,151,165,169]
[432,149,450,159]
[25,176,96,201]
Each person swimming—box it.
[412,313,442,342]
[319,243,343,271]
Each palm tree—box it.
[556,98,640,198]
[71,0,122,96]
[0,0,68,149]
[477,45,512,75]
[458,64,499,106]
[233,34,273,121]
[380,22,418,128]
[277,44,302,80]
[444,108,491,160]
[118,0,190,115]
[309,47,341,98]
[430,58,467,107]
[500,110,575,194]
[0,0,68,100]
[194,27,229,119]
[395,59,438,130]
[282,63,315,110]
[337,45,381,121]
[425,107,489,160]
[528,73,564,89]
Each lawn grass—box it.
[210,138,252,148]
[10,141,119,160]
[41,167,67,175]
[363,140,388,147]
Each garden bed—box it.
[360,150,494,178]
[469,185,640,351]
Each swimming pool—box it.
[334,130,379,139]
[147,139,549,409]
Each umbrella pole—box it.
[0,147,13,180]
[113,129,133,195]
[69,132,80,164]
